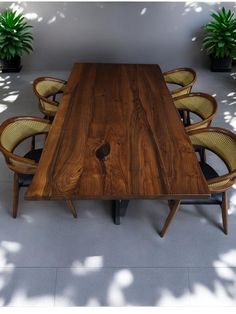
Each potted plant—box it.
[203,7,236,72]
[0,9,33,72]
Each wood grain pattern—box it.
[25,63,210,200]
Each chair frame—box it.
[33,76,67,119]
[163,67,197,98]
[0,116,50,174]
[160,127,236,237]
[0,116,77,218]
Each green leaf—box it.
[203,7,236,58]
[0,8,33,59]
[8,45,15,56]
[218,42,225,48]
[211,13,222,23]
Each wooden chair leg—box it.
[199,147,206,164]
[66,200,77,218]
[31,135,35,151]
[186,111,191,126]
[221,191,228,235]
[160,200,181,238]
[13,173,19,218]
[182,110,187,126]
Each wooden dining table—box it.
[25,63,210,229]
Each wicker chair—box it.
[163,67,197,98]
[33,77,67,120]
[0,116,77,218]
[174,92,218,132]
[160,127,236,237]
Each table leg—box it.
[112,200,130,225]
[160,200,181,237]
[66,200,77,218]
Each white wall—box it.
[0,2,234,71]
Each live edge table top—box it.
[25,63,210,200]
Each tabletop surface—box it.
[25,63,210,200]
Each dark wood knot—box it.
[96,143,111,161]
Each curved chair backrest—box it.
[33,77,67,117]
[0,116,51,174]
[188,127,236,191]
[174,93,218,131]
[163,67,196,98]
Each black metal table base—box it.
[112,200,129,225]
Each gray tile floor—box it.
[0,66,236,306]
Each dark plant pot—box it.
[210,55,232,72]
[0,56,22,73]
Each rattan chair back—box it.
[189,127,236,192]
[33,77,67,118]
[0,116,76,218]
[174,93,217,131]
[163,67,196,98]
[0,116,50,174]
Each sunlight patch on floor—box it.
[157,289,189,306]
[0,289,53,307]
[230,192,236,212]
[0,248,16,268]
[182,1,206,16]
[0,241,21,267]
[21,214,34,223]
[214,267,235,280]
[140,8,147,15]
[2,94,18,103]
[189,281,236,306]
[216,249,236,267]
[24,12,38,20]
[223,111,236,131]
[0,104,8,113]
[107,269,134,306]
[48,16,56,24]
[1,241,21,254]
[71,256,104,275]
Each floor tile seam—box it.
[0,106,40,110]
[187,267,191,305]
[53,268,58,307]
[1,266,236,269]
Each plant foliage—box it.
[203,7,236,59]
[0,9,33,60]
